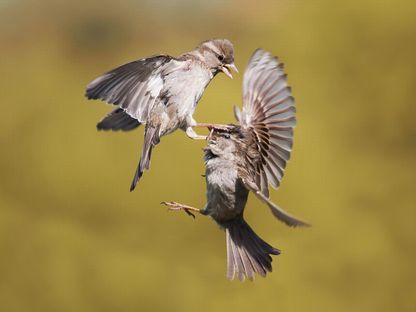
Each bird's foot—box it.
[185,127,207,140]
[161,201,201,219]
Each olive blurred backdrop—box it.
[1,0,415,311]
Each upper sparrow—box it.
[162,49,309,281]
[85,39,238,191]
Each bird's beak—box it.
[229,63,239,73]
[208,128,215,140]
[221,63,238,79]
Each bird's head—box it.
[204,126,243,160]
[197,39,238,78]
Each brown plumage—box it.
[86,39,237,191]
[163,49,309,281]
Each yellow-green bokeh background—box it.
[1,0,415,311]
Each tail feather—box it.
[225,218,280,281]
[130,125,160,191]
[237,241,255,280]
[236,224,271,276]
[226,231,236,280]
[233,226,257,281]
[240,230,269,276]
[228,231,247,281]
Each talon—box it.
[184,209,196,219]
[161,201,174,207]
[161,201,180,211]
[161,201,200,219]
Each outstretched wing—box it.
[96,108,141,131]
[85,55,174,122]
[241,178,309,227]
[236,49,296,197]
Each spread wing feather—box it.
[96,108,141,131]
[241,178,309,227]
[85,55,173,122]
[237,49,296,196]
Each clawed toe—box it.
[161,201,174,206]
[183,210,196,219]
[161,201,180,210]
[161,201,197,219]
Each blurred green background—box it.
[1,0,415,311]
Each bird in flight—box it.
[85,39,238,191]
[162,49,309,281]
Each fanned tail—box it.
[130,125,160,191]
[224,218,280,281]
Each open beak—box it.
[207,128,215,141]
[221,63,239,79]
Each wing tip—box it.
[85,91,95,100]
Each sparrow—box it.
[162,49,309,281]
[85,39,238,191]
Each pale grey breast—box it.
[205,157,249,222]
[161,60,213,120]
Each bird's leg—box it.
[161,201,203,219]
[185,117,230,139]
[185,126,207,140]
[194,122,233,131]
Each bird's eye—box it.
[218,55,224,62]
[222,133,230,139]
